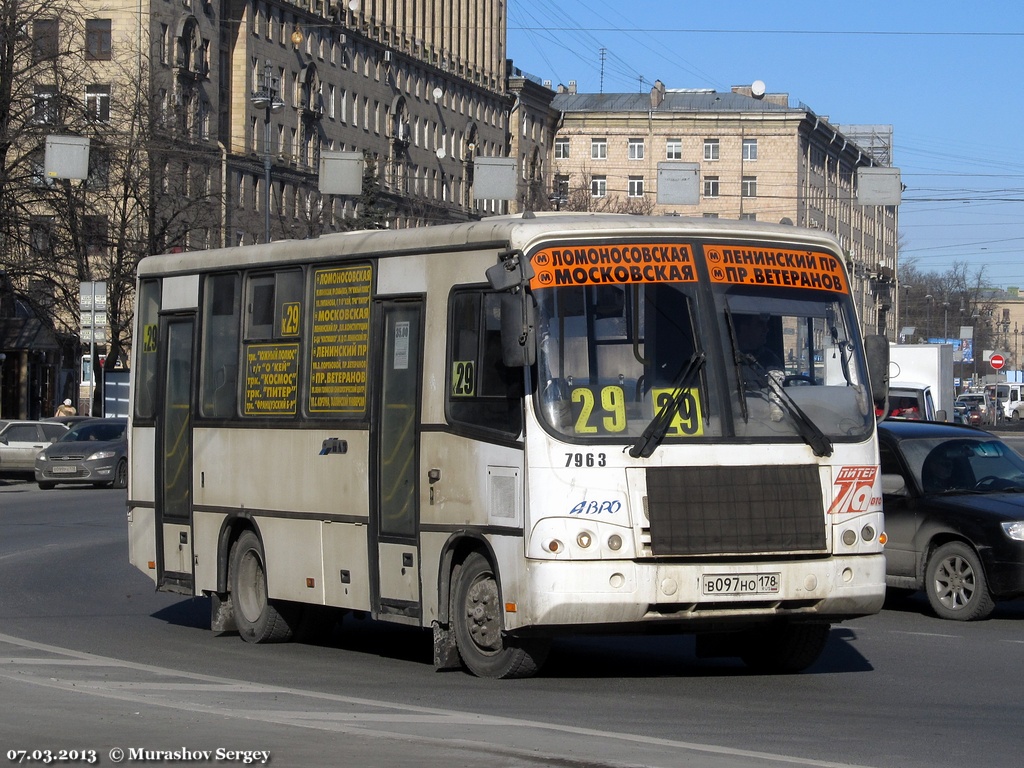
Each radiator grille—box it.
[645,465,826,556]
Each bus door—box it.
[155,316,195,593]
[372,299,423,619]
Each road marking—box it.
[0,631,878,768]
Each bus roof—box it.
[137,213,846,277]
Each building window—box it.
[702,212,719,219]
[554,137,570,160]
[591,175,607,198]
[86,84,111,122]
[703,138,719,161]
[83,216,109,256]
[666,138,682,160]
[703,176,719,198]
[85,19,112,61]
[743,138,758,161]
[740,212,757,221]
[32,19,58,62]
[741,176,757,198]
[628,138,644,160]
[591,138,607,160]
[30,216,54,256]
[553,174,569,202]
[628,176,644,198]
[33,85,59,124]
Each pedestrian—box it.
[55,398,76,417]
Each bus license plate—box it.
[702,573,780,596]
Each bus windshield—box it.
[532,248,874,447]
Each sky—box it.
[505,0,1024,290]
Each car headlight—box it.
[86,450,117,461]
[1001,521,1024,541]
[36,454,47,462]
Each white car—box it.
[0,420,68,478]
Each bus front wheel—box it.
[229,530,299,643]
[451,552,549,679]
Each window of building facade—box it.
[703,138,719,161]
[591,138,607,160]
[85,19,112,61]
[740,212,757,221]
[628,138,644,160]
[628,176,644,197]
[741,176,757,198]
[743,138,758,161]
[32,19,58,62]
[666,138,682,160]
[591,175,607,197]
[33,86,59,124]
[86,84,111,122]
[555,137,569,159]
[703,175,719,198]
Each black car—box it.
[878,420,1024,620]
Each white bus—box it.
[128,213,890,678]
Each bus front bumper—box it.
[505,553,886,631]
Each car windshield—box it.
[58,421,126,443]
[898,436,1024,494]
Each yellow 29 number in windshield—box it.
[568,385,703,437]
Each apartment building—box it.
[547,80,899,337]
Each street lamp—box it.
[251,61,285,243]
[925,294,933,341]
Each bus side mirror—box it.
[500,293,536,368]
[864,334,889,413]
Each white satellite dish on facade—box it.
[432,87,443,102]
[435,147,446,159]
[751,80,766,98]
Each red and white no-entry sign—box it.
[990,353,1005,370]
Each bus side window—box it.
[447,290,524,436]
[201,273,241,418]
[134,279,162,422]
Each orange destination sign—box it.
[530,243,698,289]
[705,245,848,293]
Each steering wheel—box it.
[974,475,1003,490]
[783,374,815,387]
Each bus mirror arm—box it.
[485,249,535,292]
[863,335,890,417]
[500,293,536,367]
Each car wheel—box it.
[451,552,549,678]
[739,622,831,674]
[112,459,128,489]
[38,481,55,490]
[925,541,995,621]
[229,529,300,643]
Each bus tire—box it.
[739,621,831,674]
[229,529,298,643]
[451,552,549,679]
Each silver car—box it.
[35,418,128,489]
[0,420,68,478]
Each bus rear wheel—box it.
[230,530,299,643]
[452,552,549,679]
[739,621,831,673]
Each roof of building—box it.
[551,90,801,115]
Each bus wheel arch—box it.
[449,549,550,679]
[228,527,300,643]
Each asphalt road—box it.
[1,480,1022,768]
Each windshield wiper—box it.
[767,371,834,457]
[629,352,706,459]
